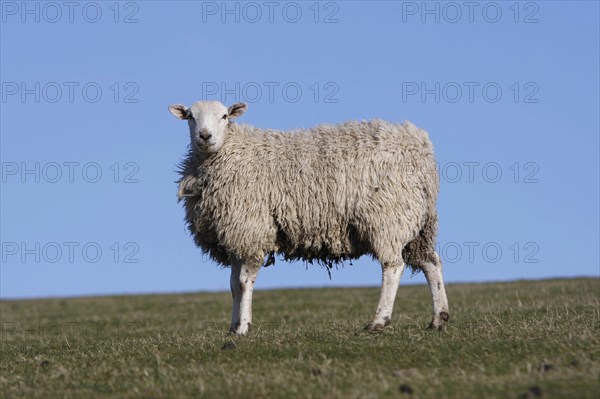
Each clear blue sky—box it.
[1,1,598,298]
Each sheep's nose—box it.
[199,131,212,141]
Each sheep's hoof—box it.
[364,323,385,332]
[364,318,390,332]
[221,341,237,350]
[427,312,449,330]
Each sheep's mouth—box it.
[194,139,214,148]
[193,141,216,152]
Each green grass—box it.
[1,278,599,398]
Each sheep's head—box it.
[169,101,247,154]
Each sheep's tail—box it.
[402,213,438,273]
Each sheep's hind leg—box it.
[421,252,449,330]
[366,261,405,332]
[229,259,260,335]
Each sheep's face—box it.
[169,101,247,154]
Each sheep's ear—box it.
[169,104,189,120]
[228,103,247,118]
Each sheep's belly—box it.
[274,221,371,264]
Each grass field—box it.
[1,278,598,398]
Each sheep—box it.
[168,100,449,335]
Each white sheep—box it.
[169,101,449,335]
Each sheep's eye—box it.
[222,114,228,120]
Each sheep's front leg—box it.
[366,261,405,331]
[229,260,259,335]
[421,252,449,330]
[229,263,242,333]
